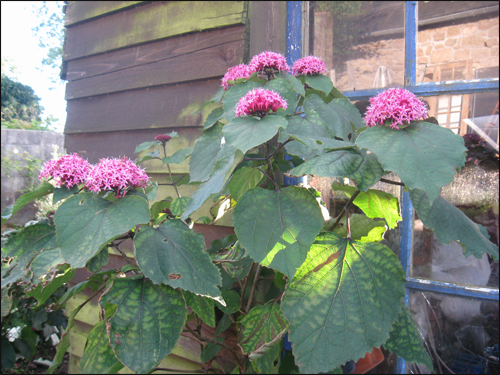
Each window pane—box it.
[409,291,499,374]
[417,1,499,83]
[309,1,405,91]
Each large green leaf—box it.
[100,276,187,374]
[289,149,384,191]
[80,320,124,374]
[162,148,193,165]
[170,196,190,216]
[223,81,264,121]
[333,213,386,242]
[1,223,57,288]
[356,122,466,203]
[228,167,264,202]
[384,299,433,369]
[281,233,406,373]
[239,301,288,354]
[279,71,305,97]
[55,193,150,268]
[29,247,66,285]
[203,107,224,129]
[410,189,498,259]
[189,122,225,183]
[331,183,402,229]
[305,74,333,96]
[264,78,298,116]
[53,185,79,204]
[233,186,324,279]
[86,245,109,273]
[26,267,75,307]
[183,290,216,327]
[134,220,223,300]
[1,182,54,225]
[223,115,288,154]
[181,148,242,220]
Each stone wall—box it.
[1,129,65,226]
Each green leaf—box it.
[134,220,223,300]
[239,301,288,354]
[80,320,124,374]
[201,338,224,363]
[183,290,216,327]
[170,196,190,216]
[305,74,333,96]
[211,87,225,103]
[145,181,158,201]
[410,189,498,259]
[333,214,386,242]
[384,299,433,369]
[182,149,243,220]
[55,193,150,268]
[1,338,16,369]
[134,141,159,153]
[150,199,172,220]
[100,277,187,374]
[233,186,324,279]
[329,98,366,133]
[215,289,240,314]
[264,78,298,116]
[86,245,109,273]
[1,223,57,288]
[331,183,402,229]
[223,81,264,122]
[26,267,75,307]
[279,350,299,374]
[1,182,54,225]
[53,185,79,204]
[224,115,288,154]
[228,167,264,202]
[356,122,466,203]
[30,247,66,285]
[20,327,39,359]
[189,123,224,182]
[162,148,193,164]
[289,149,384,191]
[214,313,232,337]
[203,107,224,129]
[250,341,282,374]
[1,288,12,317]
[279,71,305,96]
[281,233,406,373]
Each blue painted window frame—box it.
[285,1,499,373]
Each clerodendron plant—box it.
[1,51,498,374]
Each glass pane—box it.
[309,1,405,91]
[411,93,499,288]
[417,1,499,83]
[409,291,499,374]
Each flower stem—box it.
[380,178,404,186]
[245,264,262,312]
[329,190,361,233]
[162,143,181,198]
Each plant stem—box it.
[329,190,361,232]
[240,263,255,311]
[380,178,404,186]
[258,167,279,190]
[245,264,262,312]
[163,143,181,198]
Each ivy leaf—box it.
[189,123,224,183]
[183,290,216,327]
[224,115,288,154]
[134,220,223,300]
[333,214,386,242]
[1,223,57,288]
[239,301,288,354]
[203,107,224,129]
[55,193,150,268]
[228,167,264,202]
[281,234,406,374]
[410,189,498,259]
[53,185,79,204]
[170,196,190,216]
[305,74,333,96]
[265,78,298,116]
[162,148,193,164]
[331,183,402,229]
[289,149,384,191]
[233,186,324,279]
[356,122,466,203]
[223,81,264,122]
[384,299,433,369]
[80,320,124,374]
[181,149,243,220]
[1,182,54,226]
[100,276,187,374]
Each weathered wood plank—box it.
[64,1,146,27]
[65,39,245,99]
[65,25,247,82]
[248,1,287,57]
[64,79,221,133]
[63,1,248,60]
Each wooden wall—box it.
[61,1,286,373]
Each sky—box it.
[1,1,66,133]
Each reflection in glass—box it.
[409,291,498,374]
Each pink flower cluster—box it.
[364,88,428,130]
[249,51,291,74]
[39,153,92,188]
[221,64,255,90]
[292,56,327,76]
[235,88,288,117]
[85,157,149,198]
